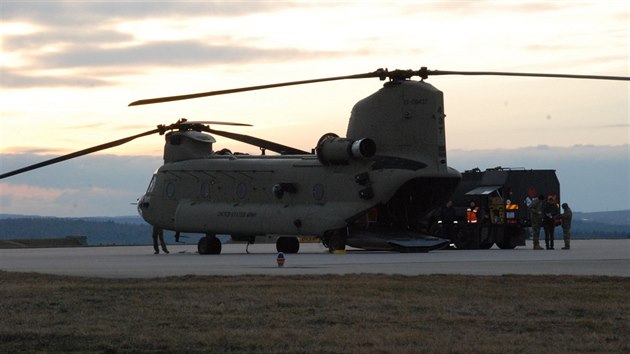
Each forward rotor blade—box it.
[426,69,630,81]
[128,70,384,106]
[207,128,309,155]
[0,127,162,180]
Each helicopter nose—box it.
[137,194,150,215]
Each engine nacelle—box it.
[316,136,376,165]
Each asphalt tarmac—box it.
[1,239,628,278]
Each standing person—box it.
[542,197,559,249]
[439,200,457,239]
[152,226,169,254]
[560,203,573,250]
[529,195,545,250]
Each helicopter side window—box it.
[146,175,157,193]
[165,181,176,199]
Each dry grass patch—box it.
[1,272,628,353]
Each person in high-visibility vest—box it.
[466,201,479,224]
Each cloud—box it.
[401,0,561,16]
[32,41,337,68]
[2,29,133,51]
[0,71,113,88]
[0,146,71,155]
[1,1,285,27]
[0,182,139,217]
[0,153,162,189]
[4,1,626,90]
[2,40,346,88]
[0,182,67,203]
[0,153,155,216]
[1,2,353,89]
[3,28,349,87]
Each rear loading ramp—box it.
[347,229,449,252]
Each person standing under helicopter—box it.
[152,227,169,254]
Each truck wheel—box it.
[496,238,517,249]
[453,229,469,249]
[479,242,494,249]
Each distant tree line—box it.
[570,220,630,239]
[0,217,628,246]
[0,218,153,245]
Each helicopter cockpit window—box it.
[146,175,157,193]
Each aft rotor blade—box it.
[426,69,630,81]
[0,127,162,179]
[207,128,309,155]
[129,67,629,106]
[128,70,384,106]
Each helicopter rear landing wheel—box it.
[276,237,300,254]
[323,230,347,253]
[198,234,222,255]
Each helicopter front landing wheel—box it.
[276,236,300,254]
[198,234,222,255]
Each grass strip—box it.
[1,272,628,353]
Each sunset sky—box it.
[1,1,628,216]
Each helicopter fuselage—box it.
[138,152,460,241]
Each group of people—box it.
[438,196,573,250]
[529,195,572,250]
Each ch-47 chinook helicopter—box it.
[2,67,628,254]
